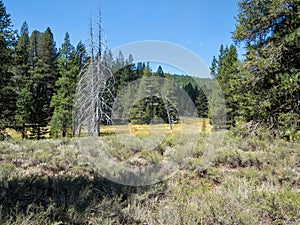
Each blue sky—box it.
[3,0,241,76]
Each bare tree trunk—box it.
[62,120,66,137]
[162,95,173,133]
[21,122,26,139]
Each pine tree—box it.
[29,30,42,68]
[50,32,79,137]
[14,22,32,139]
[210,56,218,78]
[76,41,89,70]
[14,22,30,82]
[196,86,208,118]
[113,51,126,90]
[213,45,240,126]
[30,27,58,139]
[38,27,58,102]
[130,67,151,124]
[207,80,227,129]
[183,82,199,103]
[0,1,16,131]
[155,65,165,77]
[233,0,300,136]
[113,53,136,94]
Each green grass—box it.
[0,132,299,224]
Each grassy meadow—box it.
[0,121,299,224]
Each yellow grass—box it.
[5,128,21,139]
[5,119,212,138]
[5,126,51,139]
[101,118,212,136]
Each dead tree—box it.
[162,94,173,133]
[73,0,114,137]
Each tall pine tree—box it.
[30,27,58,139]
[196,86,208,118]
[50,32,79,137]
[0,1,16,132]
[14,22,32,139]
[213,45,240,126]
[233,0,300,138]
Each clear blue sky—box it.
[3,0,240,75]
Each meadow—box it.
[0,121,299,224]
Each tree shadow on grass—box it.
[0,174,164,224]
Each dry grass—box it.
[4,128,21,139]
[101,118,212,136]
[2,122,299,224]
[5,118,212,139]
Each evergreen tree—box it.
[210,55,218,78]
[30,27,58,139]
[130,66,152,124]
[115,51,125,70]
[50,32,79,137]
[14,21,32,138]
[29,30,42,68]
[155,65,165,77]
[136,62,145,78]
[213,45,240,126]
[38,27,58,99]
[113,59,136,93]
[196,86,208,118]
[0,1,16,130]
[113,51,136,93]
[14,22,30,79]
[76,41,89,70]
[129,70,178,126]
[233,0,300,137]
[183,82,199,103]
[207,80,227,129]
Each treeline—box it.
[212,0,299,140]
[3,0,296,140]
[113,65,209,125]
[0,7,88,139]
[0,1,209,139]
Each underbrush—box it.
[0,133,299,224]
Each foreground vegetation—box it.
[0,129,299,224]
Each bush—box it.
[0,133,299,224]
